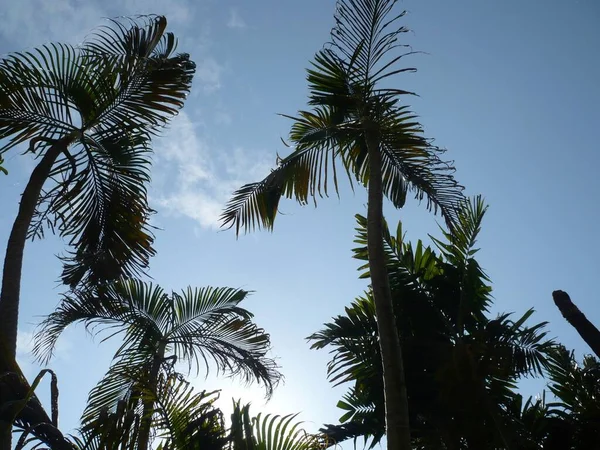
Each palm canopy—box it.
[221,0,463,235]
[309,197,554,449]
[0,15,195,287]
[33,279,281,424]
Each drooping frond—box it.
[32,280,166,365]
[80,352,149,424]
[221,106,352,235]
[168,287,282,396]
[51,133,155,288]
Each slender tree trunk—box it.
[365,132,411,450]
[0,141,68,355]
[137,341,166,450]
[0,139,68,450]
[553,290,600,359]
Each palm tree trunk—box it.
[365,133,411,450]
[553,290,600,358]
[0,139,68,450]
[0,140,69,356]
[138,341,166,450]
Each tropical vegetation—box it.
[0,2,598,450]
[0,15,195,449]
[310,198,600,449]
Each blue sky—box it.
[1,0,600,443]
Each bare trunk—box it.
[553,290,600,358]
[365,133,411,450]
[0,139,68,450]
[137,342,166,450]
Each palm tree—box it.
[309,198,554,449]
[221,2,463,448]
[0,15,195,361]
[33,279,281,450]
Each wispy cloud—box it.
[0,0,194,50]
[17,329,36,356]
[18,328,73,361]
[226,7,247,29]
[151,112,274,229]
[0,0,223,94]
[195,57,223,93]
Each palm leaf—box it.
[151,374,226,450]
[167,287,282,396]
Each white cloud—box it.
[17,329,35,356]
[151,112,275,229]
[0,0,223,95]
[226,8,247,29]
[0,0,194,49]
[214,110,233,126]
[17,328,73,365]
[195,57,223,93]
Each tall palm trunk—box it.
[0,138,71,357]
[365,132,411,450]
[137,341,166,450]
[0,138,69,450]
[553,290,600,358]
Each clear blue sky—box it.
[1,0,599,442]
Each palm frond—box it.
[250,408,320,450]
[431,195,488,263]
[150,374,226,450]
[308,295,379,387]
[50,133,155,288]
[80,350,150,424]
[480,309,554,378]
[73,398,141,450]
[334,386,383,449]
[170,287,281,397]
[329,0,413,89]
[32,280,165,365]
[221,107,349,235]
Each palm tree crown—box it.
[34,280,281,424]
[221,0,463,234]
[0,15,195,288]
